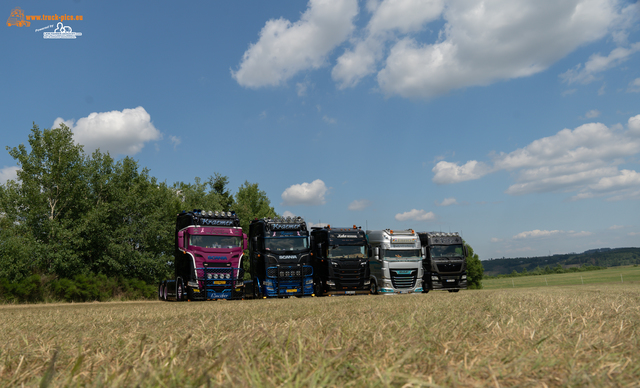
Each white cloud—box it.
[170,136,181,149]
[435,197,458,206]
[282,210,297,218]
[560,42,640,85]
[281,179,328,206]
[376,0,621,98]
[432,160,491,184]
[0,166,19,184]
[434,114,640,201]
[628,78,640,93]
[584,109,601,119]
[232,0,358,88]
[348,199,372,211]
[513,229,563,239]
[395,209,436,221]
[53,107,161,156]
[490,237,503,243]
[609,225,626,230]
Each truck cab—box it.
[367,229,424,294]
[249,216,314,297]
[310,225,371,296]
[418,232,468,292]
[159,210,247,301]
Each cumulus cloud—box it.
[432,160,491,184]
[281,179,328,206]
[0,166,19,184]
[435,197,458,206]
[395,209,436,222]
[282,210,297,218]
[373,0,623,98]
[236,0,636,99]
[560,42,640,85]
[348,199,372,211]
[232,0,358,88]
[53,107,161,155]
[434,114,640,201]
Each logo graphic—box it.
[44,22,82,39]
[7,7,30,27]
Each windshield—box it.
[328,245,367,259]
[431,244,464,258]
[383,249,421,259]
[189,235,242,249]
[265,237,309,252]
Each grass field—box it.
[483,265,640,289]
[1,279,640,386]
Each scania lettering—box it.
[367,229,423,294]
[418,232,467,292]
[248,216,313,297]
[310,225,371,296]
[159,210,247,301]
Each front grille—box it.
[391,270,417,289]
[330,261,367,287]
[436,262,463,273]
[266,264,313,278]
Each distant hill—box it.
[482,247,640,276]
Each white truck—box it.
[366,229,423,294]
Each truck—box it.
[366,229,424,294]
[248,216,314,297]
[418,232,468,292]
[310,225,371,296]
[159,209,247,301]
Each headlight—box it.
[226,273,231,279]
[364,280,370,285]
[306,278,313,285]
[326,280,335,286]
[461,275,467,280]
[431,276,438,281]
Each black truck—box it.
[248,216,314,297]
[310,225,371,296]
[418,232,468,293]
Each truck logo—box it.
[394,270,414,275]
[201,218,234,226]
[7,7,30,27]
[272,223,301,230]
[391,237,416,244]
[279,255,297,260]
[207,256,226,260]
[337,234,358,238]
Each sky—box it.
[2,0,639,261]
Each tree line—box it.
[0,124,482,302]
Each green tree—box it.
[464,242,483,289]
[234,181,278,234]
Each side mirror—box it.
[177,231,185,249]
[373,247,380,260]
[421,247,426,257]
[243,235,248,251]
[368,244,373,258]
[463,246,469,258]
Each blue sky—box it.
[2,0,639,261]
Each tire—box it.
[370,279,378,295]
[158,283,164,300]
[314,279,323,297]
[176,279,184,302]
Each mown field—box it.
[483,265,640,289]
[1,282,639,387]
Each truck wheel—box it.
[176,279,184,301]
[163,281,168,301]
[158,283,164,300]
[314,280,323,297]
[370,279,378,295]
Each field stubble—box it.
[1,285,639,387]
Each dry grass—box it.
[1,284,640,387]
